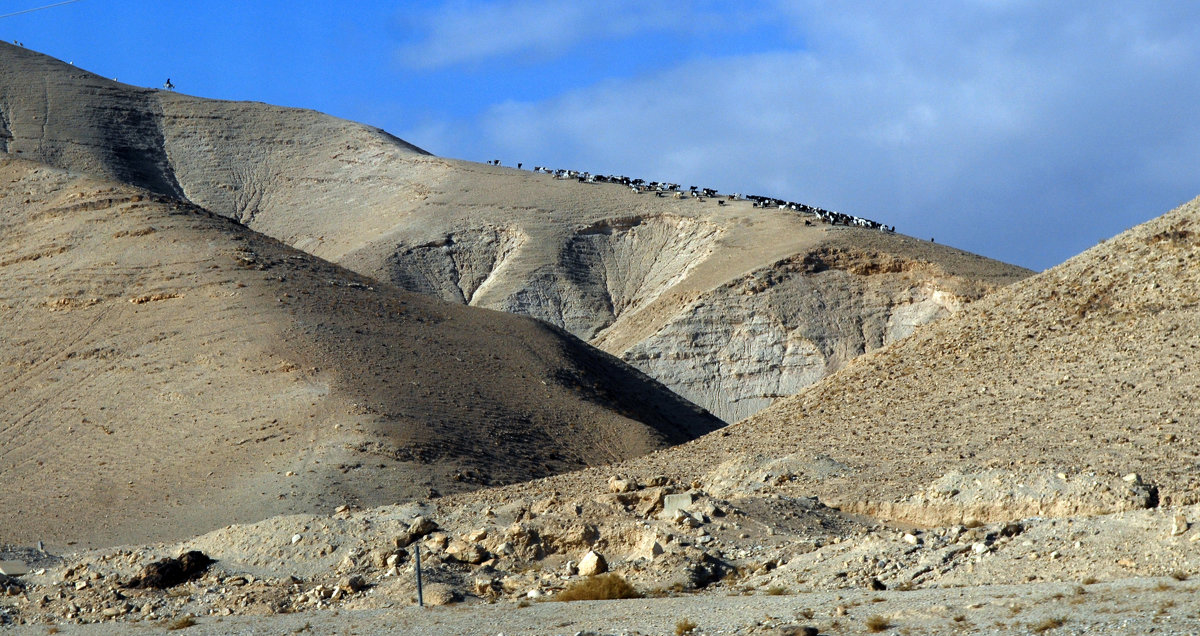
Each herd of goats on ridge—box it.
[483,160,895,233]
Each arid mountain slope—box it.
[0,157,720,548]
[0,43,1032,421]
[628,194,1200,524]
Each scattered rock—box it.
[1171,514,1189,536]
[124,551,214,589]
[578,550,608,576]
[772,627,819,636]
[673,509,702,528]
[396,516,440,548]
[338,575,367,593]
[0,574,24,596]
[630,535,665,561]
[663,493,693,516]
[0,561,28,576]
[474,577,499,597]
[608,476,638,493]
[446,541,489,565]
[999,522,1024,538]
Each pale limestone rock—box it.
[1171,514,1189,536]
[608,476,638,493]
[578,550,608,576]
[662,493,693,516]
[673,509,702,528]
[630,535,665,561]
[446,541,489,565]
[338,575,366,593]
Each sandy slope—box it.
[359,193,1200,583]
[419,192,1200,524]
[0,42,1032,421]
[0,157,720,548]
[713,194,1200,520]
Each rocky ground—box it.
[3,479,1200,633]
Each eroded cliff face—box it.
[621,251,973,422]
[385,226,528,305]
[381,221,1013,422]
[388,215,723,340]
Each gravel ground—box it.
[5,577,1199,635]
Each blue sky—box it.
[5,1,1200,271]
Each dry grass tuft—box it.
[675,618,699,635]
[1031,616,1066,633]
[165,615,197,630]
[865,615,892,632]
[765,585,788,596]
[555,573,642,602]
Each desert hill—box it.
[605,194,1200,525]
[3,198,1198,631]
[0,156,720,548]
[2,44,1199,634]
[0,42,1033,421]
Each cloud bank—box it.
[398,2,1200,270]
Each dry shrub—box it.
[675,618,698,635]
[1170,571,1189,581]
[865,615,892,632]
[765,585,788,596]
[165,615,197,630]
[555,574,641,602]
[1031,616,1066,633]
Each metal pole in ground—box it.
[414,542,424,607]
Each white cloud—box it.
[395,0,713,70]
[402,3,1200,269]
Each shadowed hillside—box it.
[0,157,720,547]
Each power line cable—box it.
[0,0,85,20]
